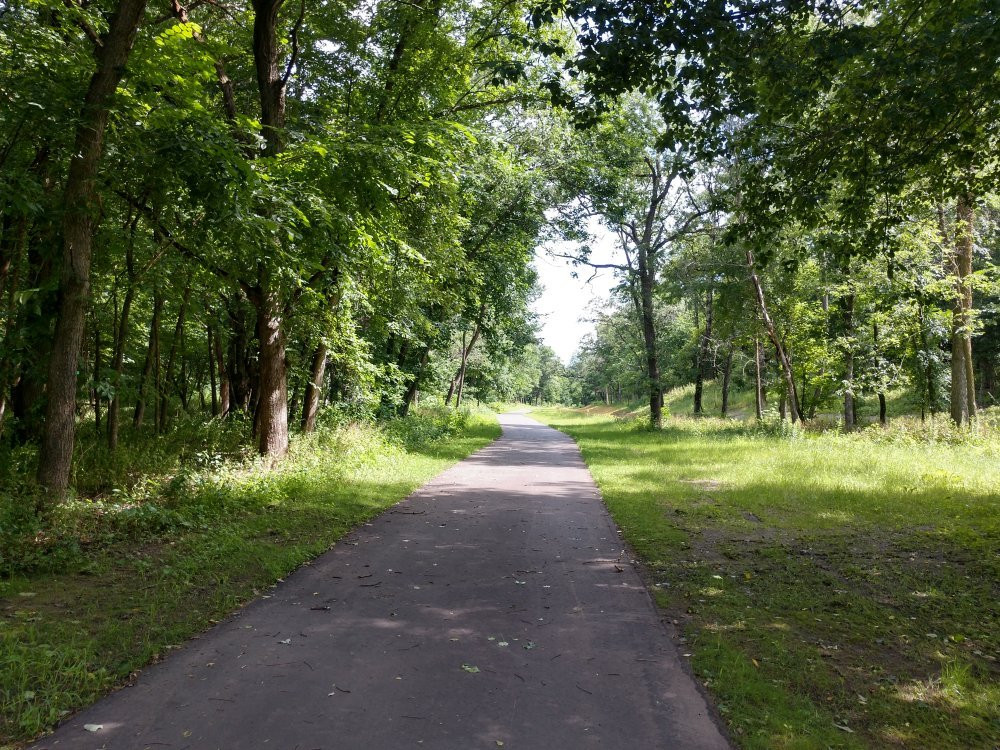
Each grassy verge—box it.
[0,409,499,749]
[532,407,1000,749]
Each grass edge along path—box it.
[532,406,1000,750]
[0,412,500,749]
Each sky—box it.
[531,223,621,364]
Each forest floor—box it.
[0,410,499,748]
[532,406,1000,750]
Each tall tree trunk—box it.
[400,347,430,418]
[807,386,821,419]
[178,322,189,410]
[8,150,57,444]
[300,283,340,430]
[158,284,191,434]
[153,305,163,430]
[947,195,978,425]
[0,216,28,440]
[720,343,734,417]
[841,289,856,431]
[36,0,148,499]
[873,321,887,426]
[915,294,937,418]
[107,264,135,451]
[133,293,163,428]
[92,323,102,435]
[248,0,290,458]
[693,287,713,415]
[301,343,327,432]
[253,287,288,458]
[747,249,803,422]
[0,216,24,303]
[213,323,230,416]
[208,324,219,416]
[637,254,662,429]
[455,323,481,409]
[225,297,253,413]
[448,319,481,408]
[754,337,764,420]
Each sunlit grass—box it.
[533,406,1000,750]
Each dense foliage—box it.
[0,0,573,503]
[538,1,1000,430]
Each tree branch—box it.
[548,251,629,273]
[281,0,306,86]
[115,190,253,296]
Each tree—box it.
[36,0,150,500]
[553,97,706,428]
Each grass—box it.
[662,380,928,425]
[532,406,1000,749]
[0,408,499,749]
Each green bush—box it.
[383,407,471,449]
[0,407,490,578]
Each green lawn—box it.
[0,412,499,749]
[533,407,1000,749]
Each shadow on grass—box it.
[535,409,1000,750]
[0,417,501,746]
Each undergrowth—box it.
[0,406,498,747]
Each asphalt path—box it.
[33,412,730,750]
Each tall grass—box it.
[0,407,499,745]
[534,406,1000,750]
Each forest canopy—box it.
[1,0,998,506]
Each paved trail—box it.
[35,413,729,750]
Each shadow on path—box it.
[33,414,730,750]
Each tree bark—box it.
[915,294,937,418]
[301,343,327,432]
[248,0,291,458]
[133,293,163,429]
[225,297,253,413]
[636,255,662,429]
[213,323,230,416]
[747,249,803,422]
[873,321,887,426]
[208,324,218,416]
[947,195,977,425]
[455,323,481,408]
[0,216,28,440]
[720,343,734,417]
[107,253,135,451]
[447,319,481,407]
[36,0,149,500]
[92,323,102,436]
[754,337,764,420]
[400,347,430,417]
[252,0,287,158]
[841,289,856,430]
[158,284,191,433]
[253,288,289,458]
[0,215,26,308]
[693,287,713,415]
